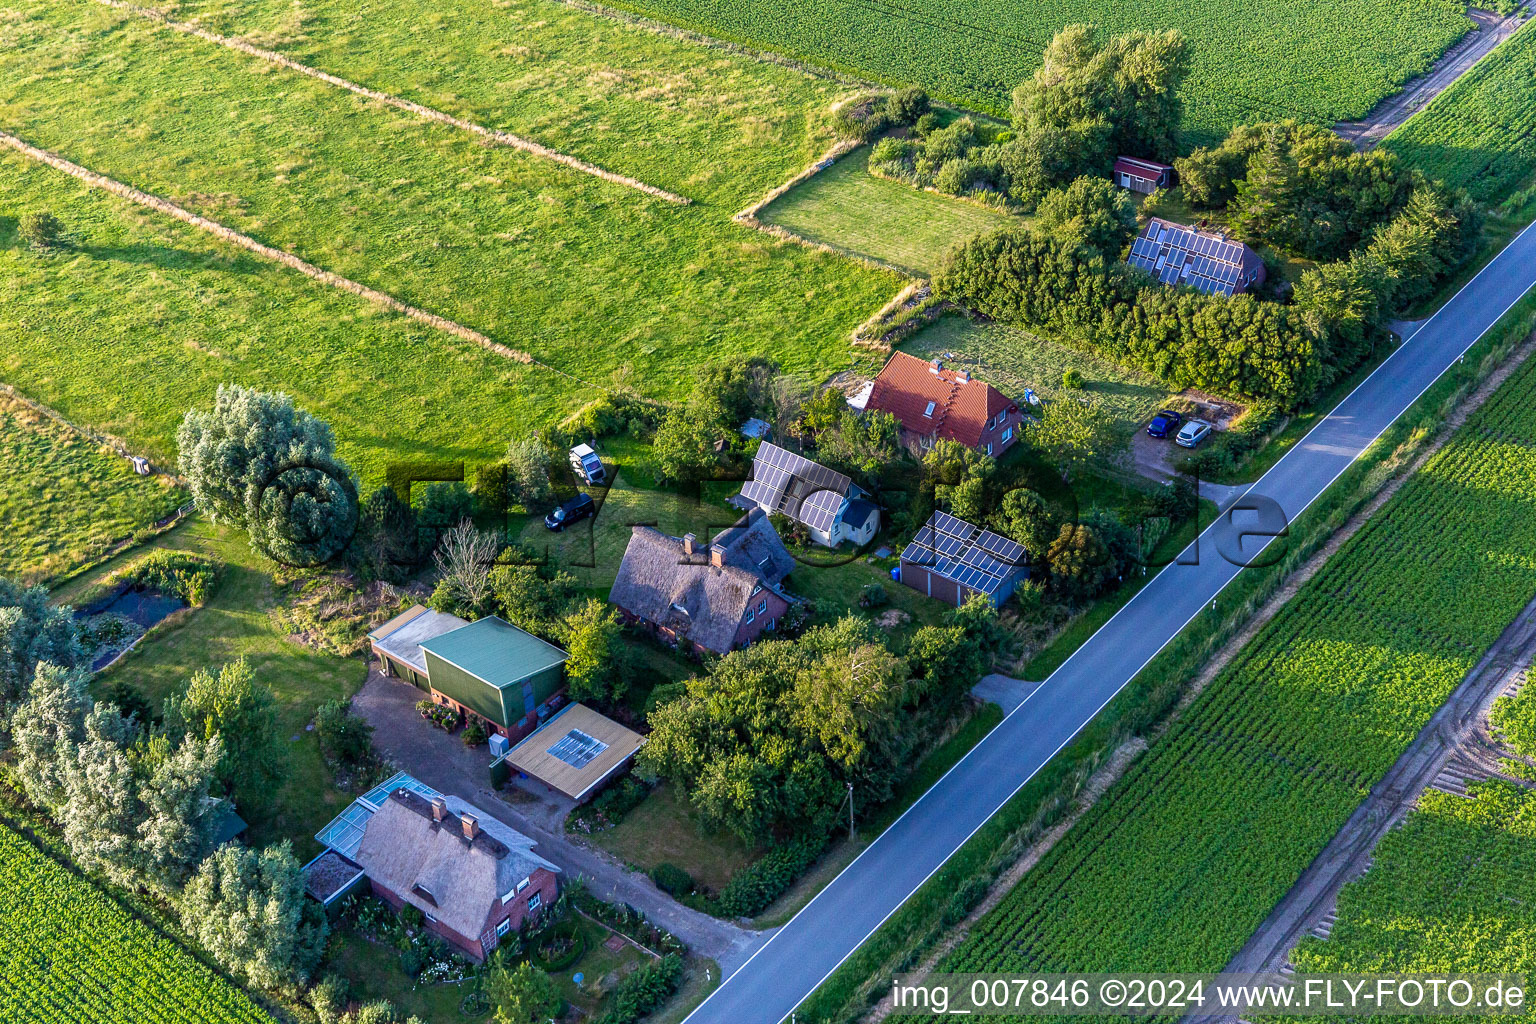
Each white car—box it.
[1175,419,1213,448]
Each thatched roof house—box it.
[608,508,795,656]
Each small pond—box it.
[76,587,187,671]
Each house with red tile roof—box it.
[864,351,1021,457]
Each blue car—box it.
[1146,409,1184,439]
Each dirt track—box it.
[1338,6,1530,149]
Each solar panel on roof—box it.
[548,729,609,769]
[974,529,1026,564]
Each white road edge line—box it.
[685,214,1536,1024]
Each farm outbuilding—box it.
[898,510,1029,608]
[1113,156,1174,194]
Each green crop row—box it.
[1385,19,1536,204]
[937,332,1536,993]
[0,823,274,1024]
[1291,781,1536,1016]
[610,0,1470,143]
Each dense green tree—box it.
[491,565,578,639]
[1029,398,1123,480]
[356,485,418,578]
[1047,522,1117,601]
[817,409,904,481]
[10,662,89,808]
[0,577,82,707]
[178,384,357,565]
[486,960,562,1024]
[134,731,224,893]
[180,842,327,991]
[653,400,728,485]
[1036,176,1138,255]
[162,657,280,804]
[562,599,623,705]
[506,436,554,511]
[995,487,1059,559]
[695,356,777,428]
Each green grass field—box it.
[1385,19,1536,205]
[0,821,275,1024]
[758,147,1018,276]
[55,519,366,854]
[1293,782,1536,989]
[0,0,895,481]
[608,0,1471,143]
[0,395,185,585]
[900,314,1172,438]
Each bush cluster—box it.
[710,834,828,918]
[833,87,930,142]
[593,954,685,1024]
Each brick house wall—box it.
[977,407,1020,457]
[477,866,560,956]
[732,590,790,647]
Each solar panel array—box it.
[741,442,853,534]
[548,728,609,769]
[1127,221,1249,297]
[316,770,442,857]
[900,510,1027,598]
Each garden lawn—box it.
[901,314,1173,440]
[555,916,654,1016]
[759,146,1019,277]
[58,518,366,853]
[586,783,761,894]
[606,0,1472,144]
[0,394,185,585]
[0,0,895,479]
[326,930,471,1022]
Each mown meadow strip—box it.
[0,821,275,1024]
[937,311,1536,989]
[0,0,895,403]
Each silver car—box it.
[1175,418,1213,448]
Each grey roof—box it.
[349,788,558,942]
[1127,218,1257,297]
[369,606,469,674]
[739,442,853,534]
[900,510,1028,597]
[608,509,793,654]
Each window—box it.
[517,877,530,892]
[1002,426,1013,444]
[502,887,515,904]
[496,918,511,937]
[757,600,767,615]
[986,443,993,456]
[923,401,936,418]
[745,606,755,624]
[528,892,542,913]
[751,583,763,596]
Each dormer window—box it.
[923,401,936,418]
[411,883,437,907]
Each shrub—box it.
[315,699,374,771]
[887,87,930,125]
[935,157,978,196]
[859,584,889,609]
[400,904,425,931]
[473,461,509,519]
[942,875,990,926]
[593,954,685,1024]
[1061,368,1084,390]
[650,862,695,896]
[462,718,490,747]
[644,681,688,718]
[20,209,62,248]
[398,946,423,978]
[913,112,940,137]
[310,974,350,1024]
[711,834,828,918]
[528,922,586,971]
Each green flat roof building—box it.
[416,615,569,736]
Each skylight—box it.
[548,729,609,769]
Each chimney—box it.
[461,813,479,841]
[710,544,725,568]
[431,796,447,823]
[682,533,696,557]
[930,358,943,374]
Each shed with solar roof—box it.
[899,510,1030,608]
[502,703,645,802]
[1127,217,1267,297]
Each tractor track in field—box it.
[0,130,611,396]
[90,0,691,205]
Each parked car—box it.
[569,443,605,484]
[1175,419,1214,448]
[544,492,595,531]
[1146,409,1184,439]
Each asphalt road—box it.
[686,219,1536,1024]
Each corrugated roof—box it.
[419,615,568,689]
[369,605,469,674]
[865,351,1015,449]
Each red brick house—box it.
[608,508,796,656]
[865,351,1021,457]
[347,788,560,961]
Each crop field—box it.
[940,333,1536,982]
[0,394,185,584]
[0,821,274,1024]
[609,0,1472,142]
[0,0,895,481]
[758,147,1018,276]
[1385,20,1536,205]
[1291,782,1536,992]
